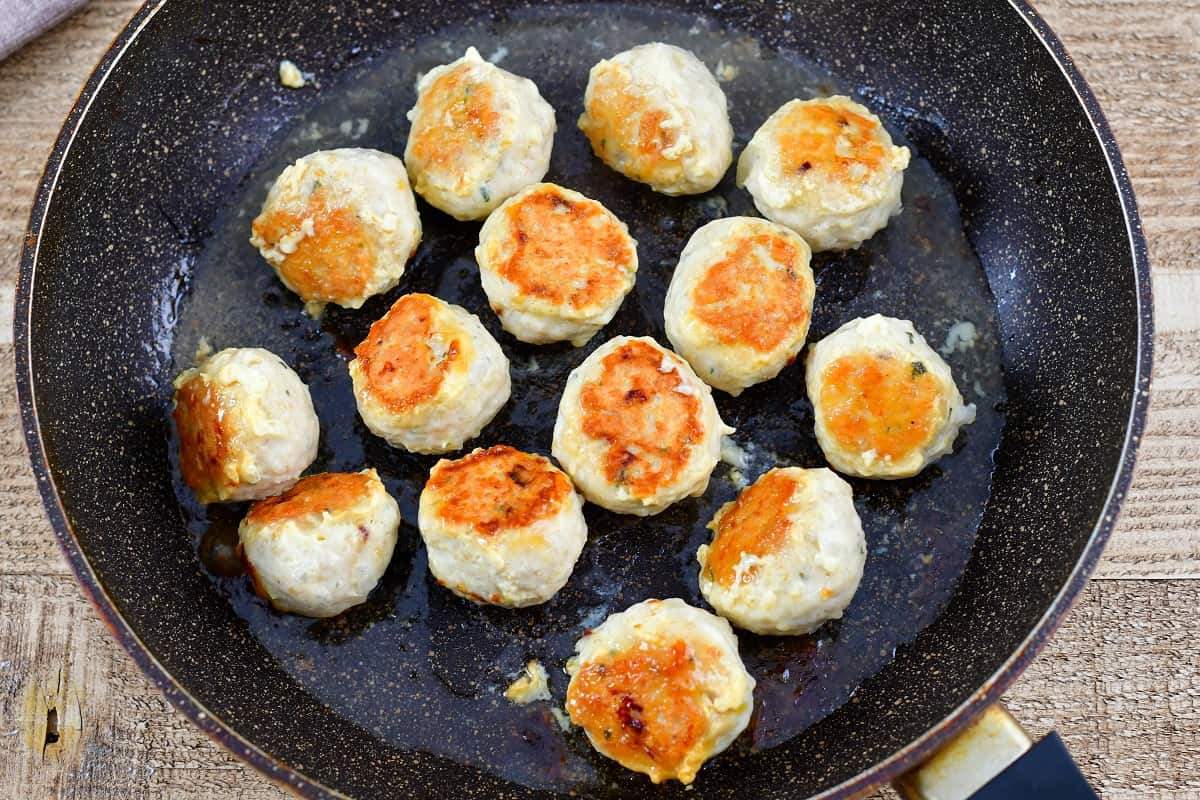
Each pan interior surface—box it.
[20,1,1144,798]
[171,5,1004,792]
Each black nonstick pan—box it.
[16,1,1151,798]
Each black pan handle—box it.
[892,703,1100,799]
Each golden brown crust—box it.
[704,469,801,587]
[354,294,461,413]
[407,62,501,190]
[691,232,813,352]
[493,187,634,311]
[245,472,374,526]
[250,191,375,304]
[777,101,888,184]
[566,639,712,779]
[173,374,234,502]
[426,445,572,536]
[819,352,944,461]
[580,69,683,188]
[579,340,702,500]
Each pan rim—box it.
[13,1,1153,798]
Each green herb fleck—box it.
[480,185,491,202]
[911,361,927,377]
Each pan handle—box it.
[892,703,1100,799]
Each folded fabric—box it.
[0,0,88,62]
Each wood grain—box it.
[0,0,1196,798]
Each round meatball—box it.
[552,336,731,516]
[475,183,638,347]
[172,347,318,504]
[349,293,510,454]
[737,96,910,251]
[404,47,556,221]
[565,598,755,785]
[664,217,815,395]
[806,314,977,478]
[418,445,586,607]
[238,469,400,618]
[697,467,866,635]
[578,43,733,195]
[249,148,422,311]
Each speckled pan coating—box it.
[15,1,1151,799]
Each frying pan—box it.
[15,0,1151,798]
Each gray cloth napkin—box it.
[0,0,89,62]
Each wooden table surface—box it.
[1,1,1196,798]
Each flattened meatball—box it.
[552,336,731,516]
[419,445,586,607]
[349,293,510,454]
[239,469,400,618]
[698,467,865,635]
[476,183,637,346]
[806,314,976,478]
[566,598,755,784]
[737,96,910,251]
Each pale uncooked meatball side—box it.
[697,467,866,635]
[418,445,587,607]
[579,43,733,195]
[737,96,910,251]
[405,47,556,220]
[552,335,731,516]
[350,293,511,454]
[250,148,422,311]
[565,598,755,785]
[238,469,400,618]
[476,183,638,347]
[172,347,319,504]
[806,314,976,478]
[664,216,815,395]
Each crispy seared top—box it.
[246,472,374,525]
[580,67,683,188]
[426,445,572,536]
[704,469,802,587]
[354,294,462,412]
[567,638,712,781]
[407,61,501,189]
[579,341,702,499]
[691,230,813,352]
[493,186,634,311]
[819,351,945,460]
[252,191,375,304]
[777,100,888,185]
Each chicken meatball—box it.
[404,47,556,221]
[238,469,400,618]
[806,314,977,478]
[418,445,586,607]
[664,217,815,395]
[349,293,510,454]
[579,43,733,195]
[698,467,865,635]
[475,183,638,346]
[249,148,422,312]
[172,347,318,504]
[737,96,910,251]
[552,336,731,516]
[565,598,755,785]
